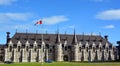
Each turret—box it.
[55,30,63,61]
[72,29,79,61]
[55,33,61,44]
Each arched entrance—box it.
[0,56,3,61]
[63,55,68,61]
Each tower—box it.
[41,34,45,62]
[55,31,63,61]
[72,29,79,61]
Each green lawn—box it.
[0,62,120,66]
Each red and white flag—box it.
[34,20,42,25]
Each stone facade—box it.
[0,32,119,62]
[0,45,4,62]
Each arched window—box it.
[93,47,95,52]
[62,44,64,48]
[79,47,81,52]
[38,45,41,48]
[53,45,55,49]
[86,47,88,52]
[18,46,20,52]
[65,46,67,50]
[49,49,52,53]
[100,47,102,52]
[26,46,29,51]
[113,47,115,52]
[106,47,108,52]
[34,46,37,52]
[9,46,12,52]
[46,44,49,49]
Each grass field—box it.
[0,62,120,66]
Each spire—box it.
[72,28,77,44]
[55,28,61,44]
[64,31,67,40]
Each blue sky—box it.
[0,0,120,45]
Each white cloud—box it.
[96,9,120,20]
[68,25,75,29]
[103,25,115,29]
[13,24,30,30]
[40,15,69,25]
[0,0,17,5]
[0,12,32,23]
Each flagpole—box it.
[34,19,44,65]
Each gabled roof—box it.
[8,32,111,47]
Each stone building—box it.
[0,31,118,62]
[0,45,4,62]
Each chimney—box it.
[6,32,10,43]
[104,35,108,41]
[117,41,120,44]
[117,41,120,46]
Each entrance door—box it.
[0,56,3,61]
[63,55,68,61]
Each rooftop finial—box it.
[64,31,67,40]
[46,30,48,35]
[36,30,38,34]
[99,32,101,36]
[16,29,18,33]
[57,25,59,34]
[55,25,61,44]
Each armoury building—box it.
[0,31,119,62]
